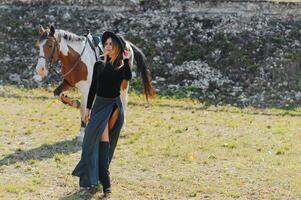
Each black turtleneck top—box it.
[86,59,132,109]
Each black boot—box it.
[99,141,112,194]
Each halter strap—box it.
[38,36,60,75]
[38,34,89,78]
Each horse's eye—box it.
[48,45,53,48]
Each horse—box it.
[35,25,154,141]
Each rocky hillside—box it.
[1,0,301,107]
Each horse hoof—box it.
[72,100,81,108]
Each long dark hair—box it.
[104,37,123,68]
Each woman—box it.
[72,31,132,197]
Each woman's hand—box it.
[83,109,91,123]
[123,49,131,59]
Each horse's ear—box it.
[38,25,45,35]
[50,25,55,36]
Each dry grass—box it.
[0,85,300,199]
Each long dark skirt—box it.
[72,95,124,187]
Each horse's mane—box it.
[39,29,85,43]
[56,30,85,42]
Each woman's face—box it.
[104,37,113,56]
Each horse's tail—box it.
[129,42,155,100]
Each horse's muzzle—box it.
[36,66,48,78]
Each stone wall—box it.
[1,0,301,107]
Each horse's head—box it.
[36,25,60,78]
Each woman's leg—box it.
[99,105,119,141]
[109,107,120,131]
[108,106,123,164]
[99,107,120,194]
[100,123,109,142]
[99,124,111,194]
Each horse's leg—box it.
[77,91,88,141]
[53,79,71,97]
[54,79,73,102]
[54,80,81,108]
[120,80,129,126]
[75,79,91,142]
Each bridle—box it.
[38,34,88,77]
[38,36,60,76]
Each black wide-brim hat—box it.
[102,31,126,51]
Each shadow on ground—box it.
[0,139,81,167]
[60,188,105,200]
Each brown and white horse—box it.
[35,25,154,141]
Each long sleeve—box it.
[86,62,99,109]
[123,59,132,80]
